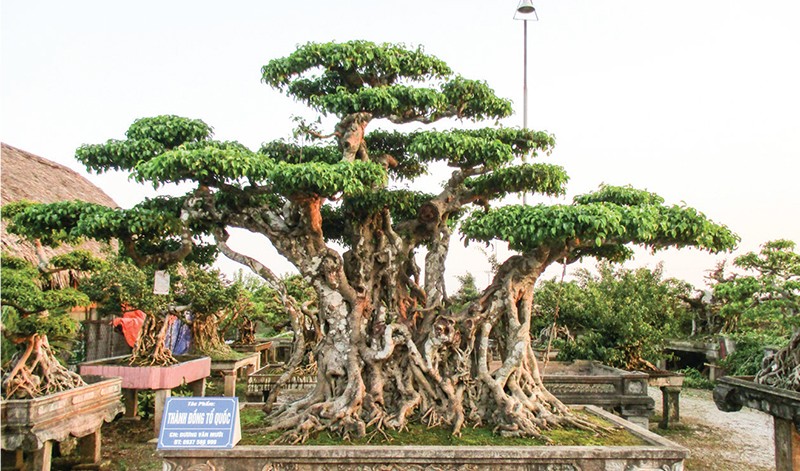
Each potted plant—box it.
[0,249,123,469]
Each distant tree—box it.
[5,41,737,440]
[229,272,316,344]
[450,273,480,312]
[534,262,692,370]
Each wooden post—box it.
[189,377,206,397]
[30,440,52,471]
[122,388,139,419]
[223,371,237,397]
[154,389,171,436]
[774,417,800,471]
[78,429,102,464]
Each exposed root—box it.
[2,334,86,399]
[756,330,800,391]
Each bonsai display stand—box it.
[1,376,124,471]
[542,360,654,428]
[210,353,259,397]
[647,371,685,429]
[79,355,210,437]
[714,375,800,471]
[246,363,317,402]
[231,340,273,370]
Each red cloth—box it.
[112,310,146,347]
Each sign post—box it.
[157,397,241,449]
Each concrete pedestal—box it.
[79,355,211,436]
[211,353,259,397]
[0,377,123,471]
[715,375,800,471]
[232,341,273,370]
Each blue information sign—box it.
[157,397,241,449]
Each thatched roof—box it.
[1,143,118,288]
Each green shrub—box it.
[677,367,714,389]
[718,331,789,377]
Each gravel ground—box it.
[649,387,775,471]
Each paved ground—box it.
[649,387,775,471]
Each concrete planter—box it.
[159,406,687,471]
[79,355,211,436]
[714,376,800,470]
[543,360,654,428]
[79,354,210,390]
[1,375,124,470]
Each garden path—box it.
[649,387,775,470]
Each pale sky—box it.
[2,1,799,290]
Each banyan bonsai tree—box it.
[5,41,738,440]
[0,247,101,398]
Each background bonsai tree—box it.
[81,256,250,363]
[229,272,316,345]
[678,239,799,380]
[533,262,692,371]
[0,249,101,398]
[5,41,737,440]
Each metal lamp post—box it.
[514,0,538,205]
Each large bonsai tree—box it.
[5,41,737,439]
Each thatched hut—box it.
[1,143,132,360]
[1,143,119,306]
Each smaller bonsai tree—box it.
[1,250,101,398]
[533,262,691,371]
[683,239,799,385]
[82,257,251,363]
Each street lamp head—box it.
[514,0,538,21]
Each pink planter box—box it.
[79,355,210,390]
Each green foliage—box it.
[258,141,340,165]
[718,331,790,376]
[232,272,316,337]
[408,129,554,169]
[534,262,692,369]
[344,190,434,223]
[464,163,568,199]
[262,41,452,93]
[702,239,800,335]
[676,367,715,390]
[0,254,88,355]
[462,185,738,256]
[133,141,262,187]
[174,264,242,319]
[125,115,213,149]
[80,257,170,317]
[262,41,511,121]
[269,160,387,198]
[76,138,165,174]
[50,250,106,271]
